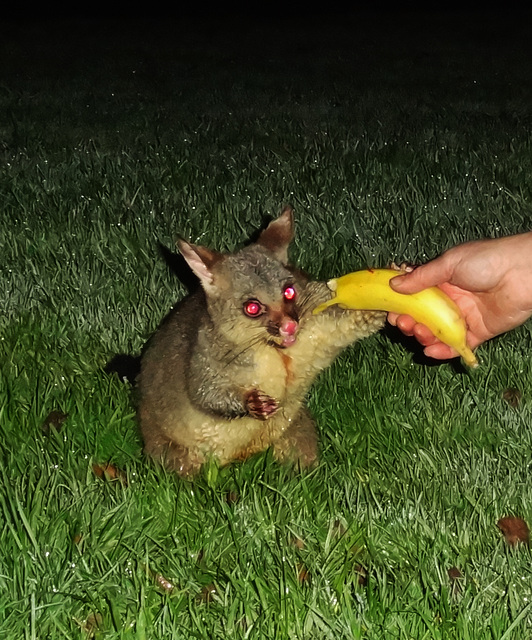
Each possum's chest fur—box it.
[181,343,300,460]
[247,345,296,400]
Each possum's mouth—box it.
[280,334,297,348]
[267,319,299,349]
[268,333,297,349]
[267,330,298,349]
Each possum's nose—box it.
[280,319,299,346]
[281,320,298,336]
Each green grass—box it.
[2,13,532,639]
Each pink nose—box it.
[281,320,298,336]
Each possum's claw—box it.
[245,389,279,420]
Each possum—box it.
[137,205,384,476]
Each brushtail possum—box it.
[138,206,384,476]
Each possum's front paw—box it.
[245,389,278,420]
[389,261,416,273]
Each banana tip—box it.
[462,351,479,368]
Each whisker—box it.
[221,330,265,368]
[298,281,330,316]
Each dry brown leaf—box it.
[140,563,176,593]
[290,535,305,550]
[197,583,217,603]
[154,572,175,593]
[502,388,522,408]
[297,563,311,585]
[447,566,462,580]
[331,518,347,538]
[355,564,368,586]
[78,612,103,638]
[497,516,530,547]
[92,462,127,485]
[41,410,68,434]
[447,566,463,599]
[224,491,240,505]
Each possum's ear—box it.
[256,205,294,264]
[177,238,223,291]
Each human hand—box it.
[387,232,532,361]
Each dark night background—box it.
[3,9,531,80]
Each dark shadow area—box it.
[157,242,200,294]
[104,240,200,383]
[104,353,141,383]
[382,323,469,374]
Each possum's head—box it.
[178,206,307,348]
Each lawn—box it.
[2,11,532,639]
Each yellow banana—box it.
[313,268,478,368]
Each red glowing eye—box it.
[243,299,263,317]
[283,285,296,301]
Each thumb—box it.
[390,256,452,294]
